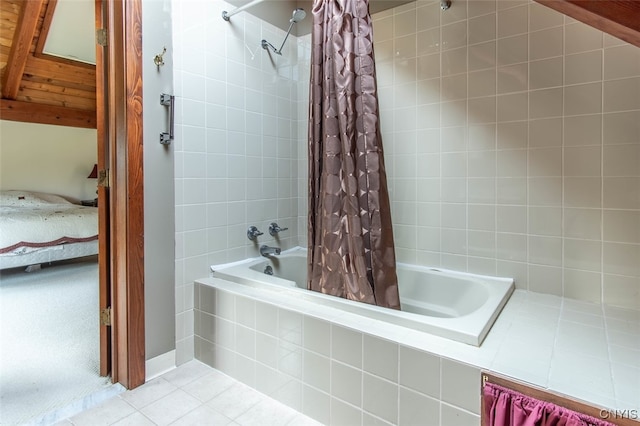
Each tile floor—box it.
[55,361,321,426]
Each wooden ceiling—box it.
[535,0,640,48]
[0,0,639,131]
[0,0,96,129]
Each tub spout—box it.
[260,245,281,257]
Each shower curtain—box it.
[307,0,400,309]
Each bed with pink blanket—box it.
[0,190,98,270]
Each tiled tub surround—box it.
[366,1,640,308]
[210,247,514,346]
[194,279,640,425]
[173,0,640,365]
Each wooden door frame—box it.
[99,0,145,389]
[95,0,111,378]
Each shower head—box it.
[262,8,306,55]
[291,8,306,23]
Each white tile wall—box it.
[194,276,640,420]
[175,0,640,365]
[173,0,303,362]
[194,283,482,425]
[367,0,640,309]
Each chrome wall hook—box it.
[441,0,451,10]
[154,47,167,67]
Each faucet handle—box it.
[247,226,264,240]
[269,222,288,236]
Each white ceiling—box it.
[43,0,95,65]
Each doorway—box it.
[0,0,147,421]
[0,257,115,425]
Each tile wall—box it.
[297,0,640,309]
[363,0,639,307]
[173,0,303,363]
[195,283,482,425]
[173,0,640,362]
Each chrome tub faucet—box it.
[247,226,264,240]
[260,245,281,257]
[269,222,288,236]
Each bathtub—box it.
[210,247,514,346]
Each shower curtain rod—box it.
[222,0,264,21]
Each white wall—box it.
[143,0,176,363]
[0,120,97,202]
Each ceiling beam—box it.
[1,0,45,99]
[534,0,640,49]
[0,99,96,128]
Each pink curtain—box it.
[483,383,615,426]
[307,0,400,309]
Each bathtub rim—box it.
[211,246,515,287]
[208,247,514,346]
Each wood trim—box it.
[24,57,96,87]
[35,53,97,70]
[107,0,125,386]
[534,0,640,49]
[107,0,145,389]
[34,0,95,69]
[123,0,145,389]
[0,98,95,128]
[34,0,56,57]
[481,372,639,426]
[95,0,111,378]
[2,0,45,99]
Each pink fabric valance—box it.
[483,382,615,426]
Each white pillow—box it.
[0,190,72,207]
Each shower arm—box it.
[222,0,264,21]
[261,20,296,56]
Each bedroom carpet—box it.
[0,258,114,425]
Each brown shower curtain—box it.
[307,0,400,309]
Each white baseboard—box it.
[146,350,176,381]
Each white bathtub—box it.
[210,247,514,346]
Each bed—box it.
[0,190,98,270]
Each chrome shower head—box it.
[262,8,306,55]
[291,8,306,23]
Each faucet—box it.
[247,226,264,240]
[260,245,281,257]
[269,222,288,236]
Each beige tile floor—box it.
[55,360,321,426]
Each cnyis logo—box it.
[599,408,639,420]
